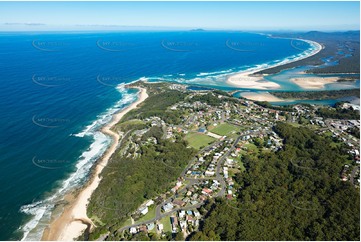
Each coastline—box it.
[226,38,323,90]
[41,87,148,241]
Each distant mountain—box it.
[190,28,205,32]
[302,30,360,39]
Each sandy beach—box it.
[42,87,148,241]
[290,77,339,89]
[227,72,281,89]
[226,39,323,89]
[240,92,285,102]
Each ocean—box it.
[0,31,357,240]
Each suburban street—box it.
[115,135,242,234]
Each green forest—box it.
[190,123,359,241]
[272,89,360,100]
[85,84,197,240]
[256,31,360,75]
[316,102,360,120]
[87,131,196,240]
[123,86,187,125]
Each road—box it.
[113,135,242,236]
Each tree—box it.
[174,232,185,241]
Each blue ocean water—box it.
[0,31,353,240]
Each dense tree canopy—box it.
[190,123,359,241]
[316,102,360,120]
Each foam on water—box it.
[19,86,138,241]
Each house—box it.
[173,199,185,207]
[191,200,198,205]
[183,197,190,203]
[139,206,148,215]
[192,193,198,200]
[205,170,215,176]
[130,227,137,234]
[163,203,173,212]
[146,223,155,230]
[145,200,154,207]
[202,188,213,196]
[194,210,201,218]
[178,210,186,218]
[170,216,178,232]
[225,158,234,166]
[199,195,208,201]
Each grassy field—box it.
[115,119,146,131]
[184,132,216,150]
[119,217,132,228]
[238,159,246,172]
[159,215,172,233]
[233,155,246,172]
[134,205,156,223]
[209,123,240,136]
[239,143,259,156]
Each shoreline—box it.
[41,87,148,241]
[226,38,323,90]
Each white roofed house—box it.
[205,170,215,176]
[145,199,154,207]
[178,210,186,218]
[194,210,201,218]
[139,206,149,215]
[130,227,137,234]
[146,223,155,230]
[163,203,174,212]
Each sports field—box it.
[185,132,216,150]
[210,123,240,136]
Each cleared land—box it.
[159,216,172,233]
[184,132,216,150]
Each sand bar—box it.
[227,72,281,89]
[240,92,285,102]
[42,87,148,241]
[226,39,323,90]
[290,77,339,89]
